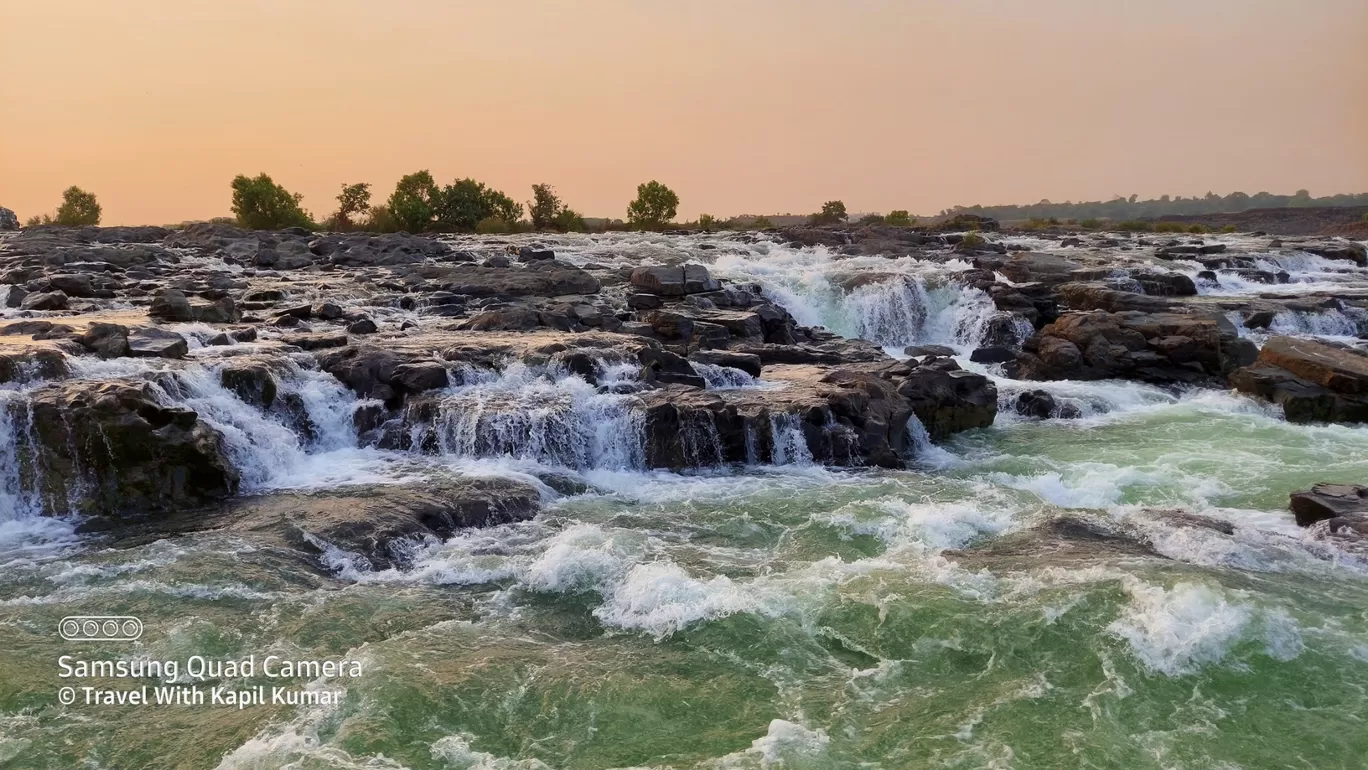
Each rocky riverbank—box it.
[1,220,1366,556]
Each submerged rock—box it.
[1288,483,1368,526]
[219,478,542,571]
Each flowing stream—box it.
[1,233,1367,769]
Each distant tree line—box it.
[227,172,685,234]
[941,189,1368,223]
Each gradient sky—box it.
[3,0,1366,225]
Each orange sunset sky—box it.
[3,0,1366,225]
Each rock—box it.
[221,363,278,408]
[897,365,997,439]
[459,307,542,332]
[0,207,18,231]
[1,285,28,308]
[230,327,258,343]
[627,293,664,310]
[1015,311,1253,385]
[347,317,378,334]
[127,327,189,359]
[193,297,240,324]
[904,344,957,358]
[219,478,541,570]
[969,346,1017,364]
[1057,283,1174,313]
[1014,390,1057,419]
[48,274,96,297]
[392,362,450,394]
[26,380,237,515]
[283,332,349,351]
[1230,336,1368,423]
[518,247,555,262]
[411,261,600,297]
[629,264,720,296]
[313,302,344,321]
[995,252,1082,284]
[689,350,763,378]
[149,289,194,322]
[1288,483,1368,526]
[640,347,706,388]
[77,322,131,358]
[19,290,68,311]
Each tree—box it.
[858,213,885,225]
[553,207,586,233]
[808,200,847,226]
[483,188,523,225]
[528,184,563,231]
[885,210,913,226]
[54,186,102,226]
[751,215,774,229]
[626,181,679,229]
[697,213,719,231]
[327,183,371,230]
[434,178,490,232]
[230,174,313,230]
[387,170,440,232]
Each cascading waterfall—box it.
[427,363,646,471]
[0,390,42,521]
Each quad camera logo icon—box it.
[60,616,143,642]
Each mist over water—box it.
[2,232,1367,768]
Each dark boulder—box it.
[629,264,721,296]
[1230,336,1368,424]
[78,323,131,359]
[1288,483,1368,527]
[20,290,68,311]
[127,327,189,359]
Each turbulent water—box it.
[2,232,1368,769]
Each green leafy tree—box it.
[327,182,372,231]
[24,213,54,227]
[483,188,523,225]
[626,181,679,230]
[809,200,847,226]
[885,210,913,226]
[528,184,563,231]
[54,186,102,226]
[435,179,490,232]
[858,213,885,225]
[366,205,399,233]
[230,174,313,230]
[387,170,440,232]
[697,213,718,231]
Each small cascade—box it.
[844,276,1002,350]
[1269,308,1368,339]
[145,360,363,490]
[769,414,813,466]
[426,363,646,471]
[694,363,760,390]
[0,390,43,521]
[678,411,725,468]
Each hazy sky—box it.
[3,0,1366,225]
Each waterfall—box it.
[769,414,813,466]
[0,390,42,521]
[427,363,646,471]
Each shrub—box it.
[885,210,914,226]
[808,200,848,226]
[24,213,54,227]
[1079,218,1102,230]
[697,213,718,231]
[627,181,680,230]
[1361,212,1368,223]
[475,216,512,234]
[959,232,987,249]
[1187,224,1212,234]
[387,171,440,232]
[553,208,586,233]
[751,215,774,229]
[365,205,399,233]
[1115,220,1152,232]
[1153,222,1188,233]
[230,174,313,230]
[858,213,885,226]
[1222,224,1239,233]
[325,182,372,231]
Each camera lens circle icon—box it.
[102,620,120,637]
[61,619,81,638]
[82,620,100,637]
[122,619,140,638]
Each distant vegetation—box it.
[943,189,1368,222]
[808,200,848,226]
[24,186,102,227]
